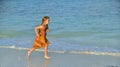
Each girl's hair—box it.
[41,16,50,25]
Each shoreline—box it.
[0,46,120,57]
[0,48,120,67]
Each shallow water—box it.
[0,0,120,53]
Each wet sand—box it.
[0,48,120,67]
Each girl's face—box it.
[46,19,50,24]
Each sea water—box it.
[0,0,120,55]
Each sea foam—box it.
[0,46,120,57]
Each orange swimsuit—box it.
[33,26,50,49]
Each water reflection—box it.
[44,60,50,67]
[27,58,50,67]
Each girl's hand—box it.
[47,29,50,32]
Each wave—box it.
[0,46,65,53]
[70,51,120,57]
[0,46,120,57]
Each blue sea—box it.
[0,0,120,55]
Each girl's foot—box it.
[44,56,51,59]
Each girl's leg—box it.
[44,44,51,59]
[27,48,35,59]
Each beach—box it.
[0,48,120,67]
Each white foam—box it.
[0,46,65,53]
[48,50,66,53]
[0,46,120,56]
[0,46,29,50]
[70,51,120,57]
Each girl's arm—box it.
[35,26,41,37]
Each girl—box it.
[27,16,51,59]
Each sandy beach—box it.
[0,48,120,67]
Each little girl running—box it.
[27,16,51,59]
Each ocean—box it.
[0,0,120,56]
